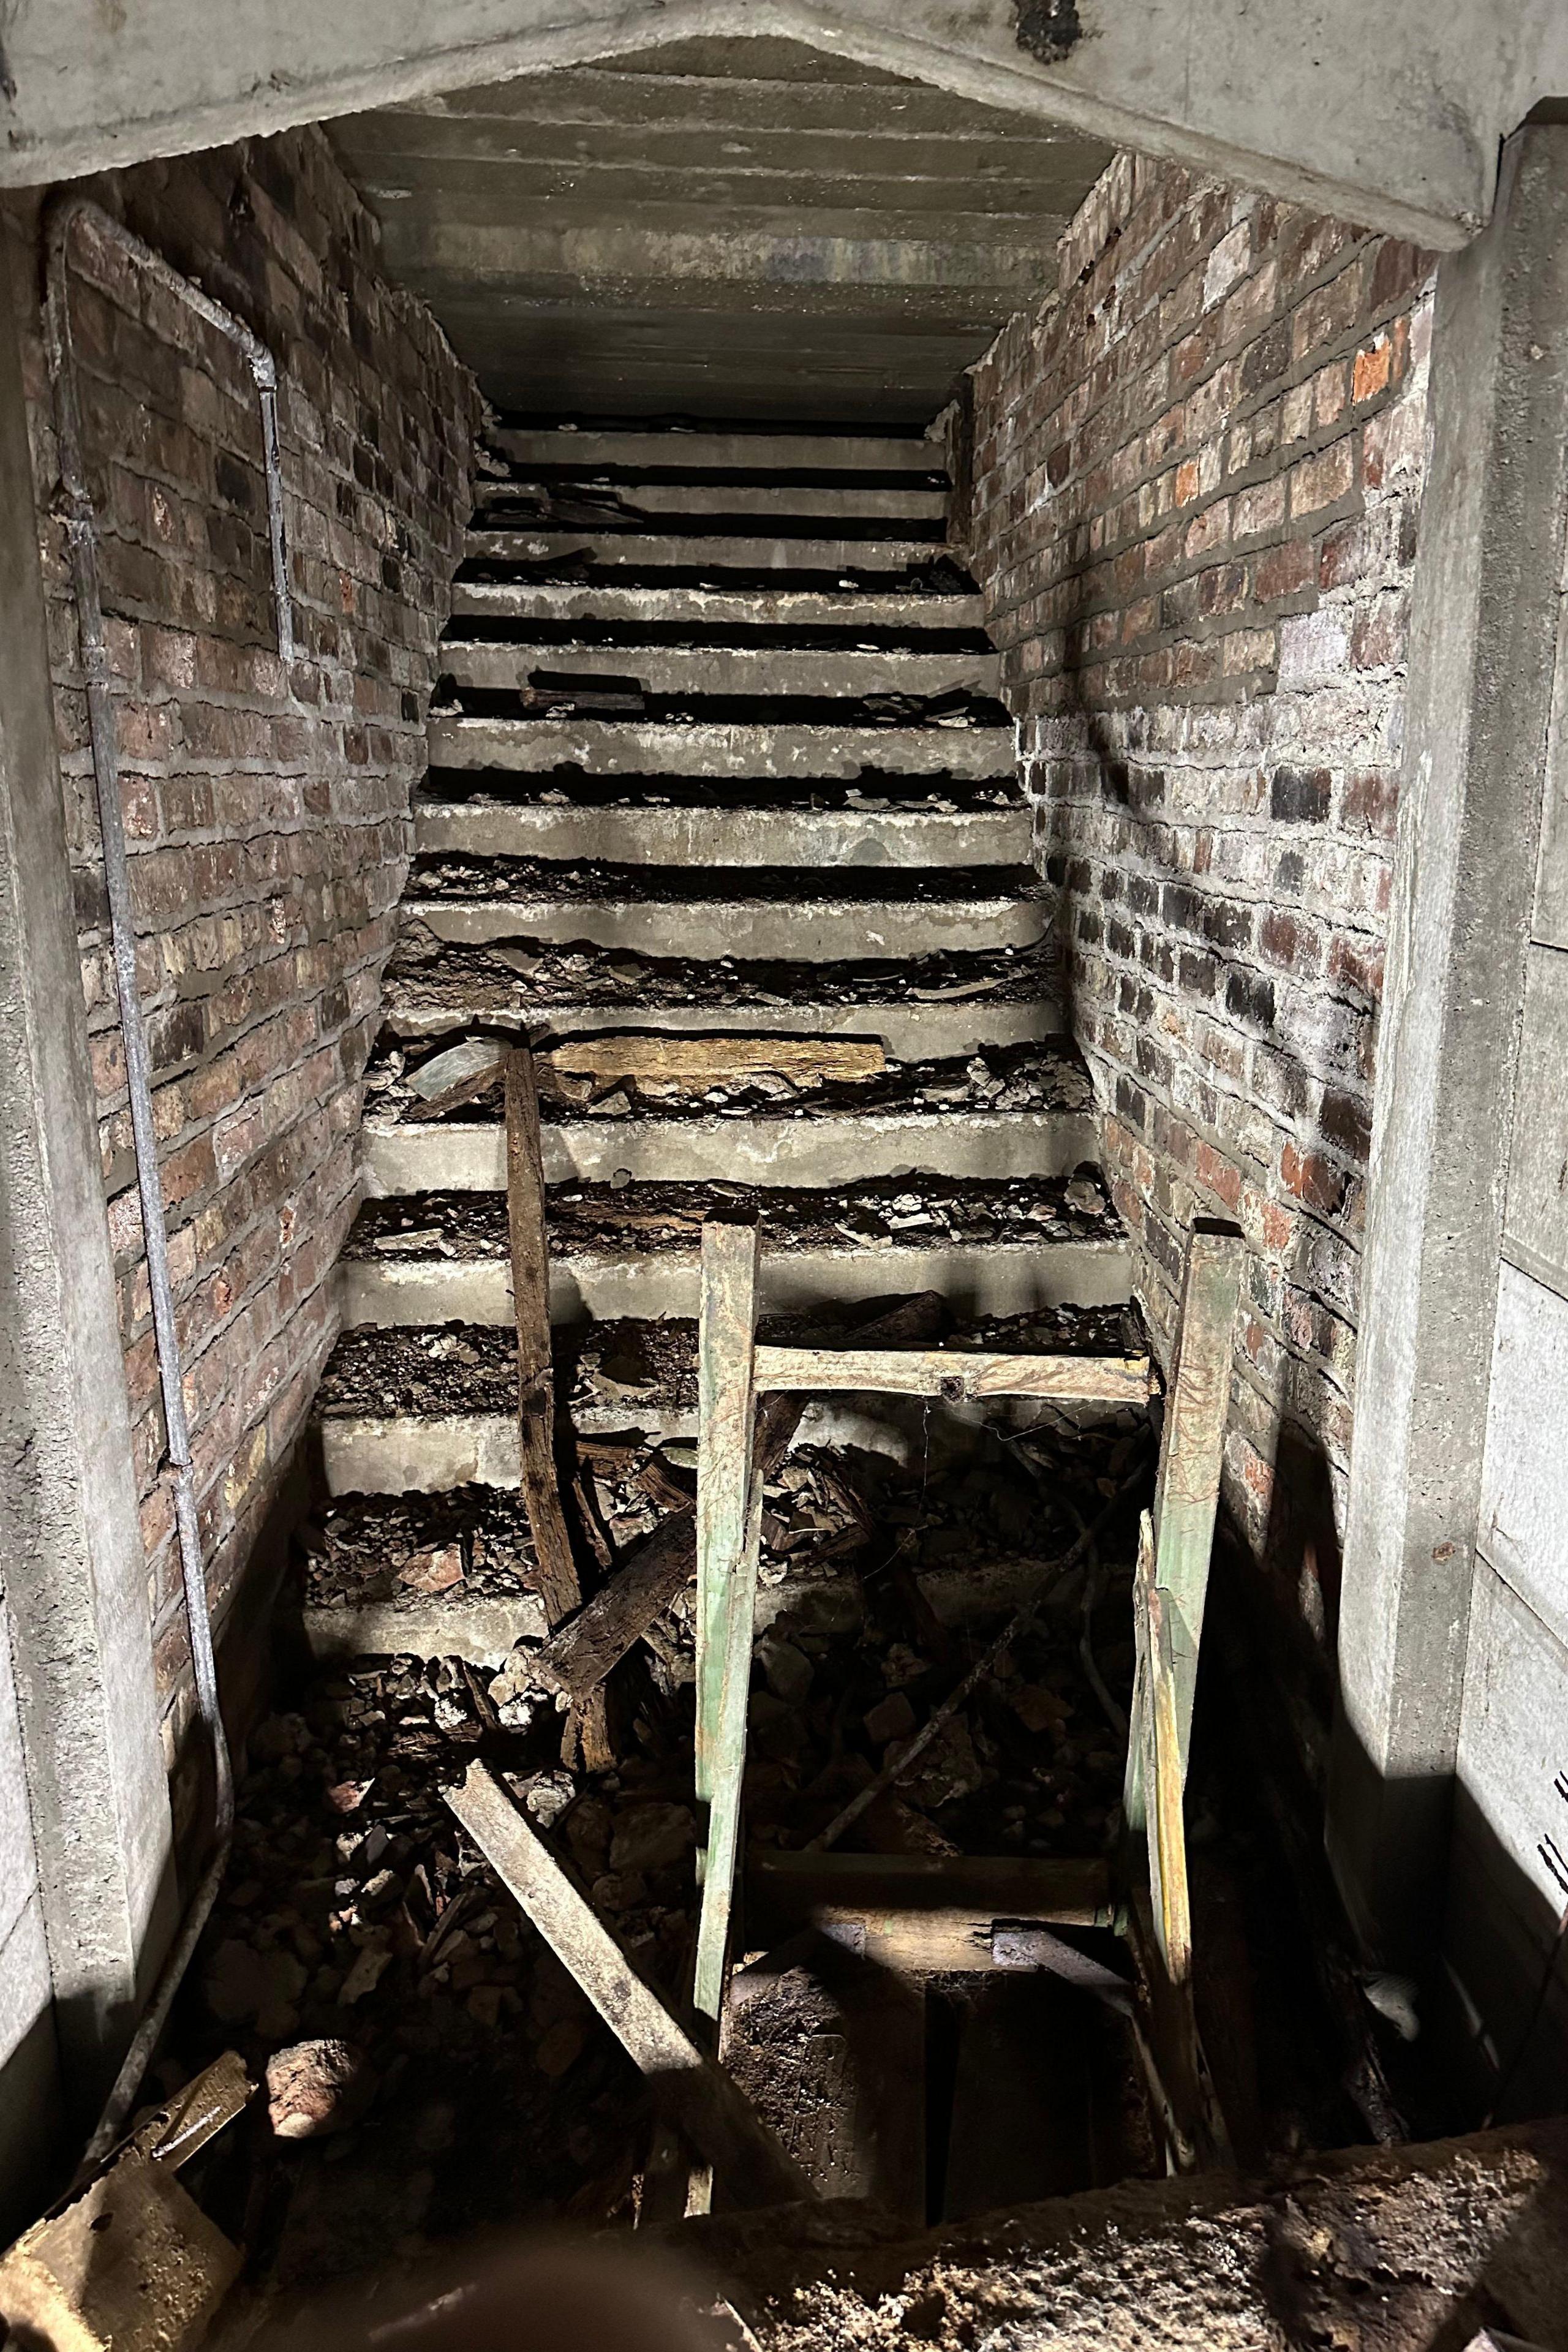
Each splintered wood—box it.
[502,1046,579,1630]
[541,1035,886,1090]
[1133,1513,1192,1987]
[445,1762,809,2210]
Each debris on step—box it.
[365,1036,1093,1126]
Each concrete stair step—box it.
[438,639,1000,699]
[487,429,944,475]
[338,1172,1126,1329]
[412,793,1028,869]
[427,714,1013,779]
[402,854,1042,962]
[314,1297,1147,1504]
[475,478,948,522]
[404,893,1040,960]
[381,935,1061,1057]
[450,582,984,630]
[462,530,941,573]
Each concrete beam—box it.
[3,1,1566,243]
[1329,126,1568,1964]
[0,230,173,2163]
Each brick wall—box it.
[10,129,479,1771]
[965,154,1433,1703]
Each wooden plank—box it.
[752,1345,1153,1403]
[754,1852,1112,1924]
[503,1047,580,1633]
[543,1033,886,1090]
[1136,1525,1193,1988]
[1150,1223,1244,1771]
[444,1763,809,2210]
[693,1215,762,2030]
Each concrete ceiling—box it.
[326,37,1113,424]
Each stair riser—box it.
[383,998,1065,1057]
[338,1238,1131,1330]
[428,716,1014,778]
[464,532,938,570]
[488,431,943,473]
[475,481,947,521]
[364,1109,1099,1191]
[405,898,1044,960]
[440,643,1000,698]
[318,1389,1125,1502]
[451,584,984,629]
[413,803,1030,869]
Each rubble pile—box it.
[384,932,1055,1015]
[184,1389,1150,2272]
[364,1036,1091,1125]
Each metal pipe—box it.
[43,194,293,2163]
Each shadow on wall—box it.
[0,1992,62,2241]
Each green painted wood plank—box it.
[693,1213,761,2030]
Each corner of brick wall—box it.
[967,153,1434,1708]
[12,125,482,1771]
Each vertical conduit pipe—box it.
[43,195,293,2163]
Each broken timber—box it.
[753,1853,1124,1980]
[507,1292,947,1714]
[1119,1223,1243,2172]
[445,1762,809,2211]
[503,1046,580,1631]
[543,1034,886,1089]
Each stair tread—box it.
[450,583,984,628]
[417,774,1021,811]
[427,714,1014,780]
[461,533,951,575]
[486,428,944,475]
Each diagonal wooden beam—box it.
[445,1762,810,2211]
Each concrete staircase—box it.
[304,423,1133,1660]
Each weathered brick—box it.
[20,122,480,1758]
[967,153,1432,1667]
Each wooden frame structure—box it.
[690,1210,1158,2032]
[691,1209,1245,2182]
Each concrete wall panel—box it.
[1503,946,1568,1291]
[1478,1264,1568,1652]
